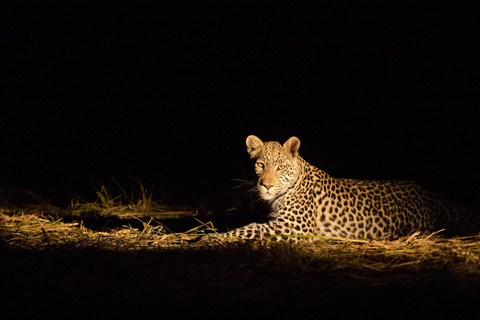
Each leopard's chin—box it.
[260,193,275,201]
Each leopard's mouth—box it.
[259,187,277,200]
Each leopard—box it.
[203,135,478,242]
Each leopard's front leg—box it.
[201,220,298,242]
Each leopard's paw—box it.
[199,233,224,243]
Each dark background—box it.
[1,1,479,207]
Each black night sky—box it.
[1,1,479,207]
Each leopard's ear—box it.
[283,136,301,161]
[246,135,264,159]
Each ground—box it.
[2,236,480,319]
[1,196,480,319]
[1,248,480,319]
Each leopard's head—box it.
[246,135,301,201]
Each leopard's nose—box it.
[262,184,274,190]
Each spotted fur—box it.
[204,135,478,241]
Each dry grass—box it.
[205,232,480,278]
[2,184,480,277]
[1,206,480,277]
[0,212,213,249]
[0,184,211,249]
[3,188,480,319]
[69,181,193,219]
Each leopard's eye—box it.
[256,162,265,169]
[277,165,286,171]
